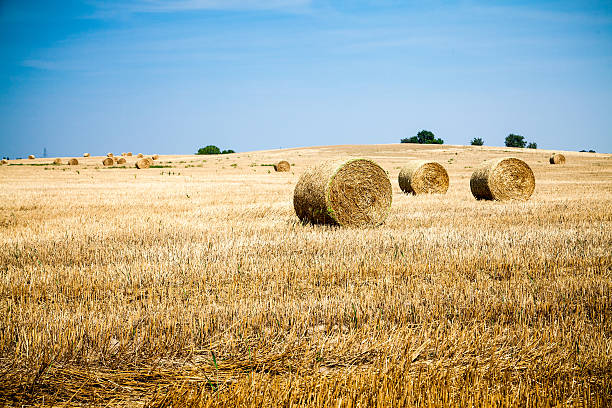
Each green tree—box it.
[505,134,526,148]
[401,130,443,144]
[196,145,221,155]
[221,149,235,154]
[527,142,537,149]
[470,137,484,146]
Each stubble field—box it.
[0,144,610,407]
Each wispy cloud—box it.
[89,0,312,17]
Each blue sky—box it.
[1,0,611,157]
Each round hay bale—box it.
[107,153,114,158]
[470,157,535,201]
[152,154,159,160]
[28,155,35,159]
[116,157,126,164]
[127,152,133,157]
[53,158,62,165]
[137,153,144,158]
[1,159,7,165]
[293,158,392,227]
[121,152,127,156]
[102,157,114,166]
[68,158,78,165]
[83,153,90,157]
[274,160,290,172]
[135,158,152,169]
[398,160,449,195]
[549,153,565,165]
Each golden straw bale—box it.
[398,160,449,195]
[107,153,114,157]
[549,153,566,165]
[116,157,126,164]
[102,157,114,166]
[121,152,127,156]
[28,155,35,159]
[53,158,62,165]
[470,157,535,201]
[137,153,144,158]
[274,160,290,172]
[135,158,152,169]
[1,159,7,165]
[127,152,133,156]
[293,158,392,227]
[68,158,78,165]
[152,154,159,160]
[83,153,90,157]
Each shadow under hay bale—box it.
[293,158,392,227]
[470,157,535,201]
[274,160,290,172]
[549,153,566,165]
[398,160,449,195]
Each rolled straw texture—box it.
[398,160,449,194]
[293,158,392,227]
[470,157,535,201]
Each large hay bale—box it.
[135,158,152,169]
[274,160,290,172]
[83,153,90,157]
[68,158,78,165]
[102,157,114,166]
[127,152,133,157]
[53,158,62,165]
[107,153,114,157]
[137,153,144,158]
[398,160,449,195]
[28,155,35,159]
[152,154,159,160]
[116,157,126,164]
[470,157,535,201]
[1,159,7,165]
[549,153,566,165]
[293,158,392,227]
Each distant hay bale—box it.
[116,157,126,164]
[28,155,35,159]
[137,153,144,158]
[127,152,133,156]
[152,154,159,160]
[121,152,127,156]
[293,158,392,227]
[107,153,114,157]
[398,160,449,195]
[549,153,566,165]
[274,160,290,172]
[470,157,535,201]
[53,158,62,165]
[68,158,78,165]
[1,159,7,165]
[83,153,90,157]
[102,157,114,166]
[135,158,152,169]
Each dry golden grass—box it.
[0,144,610,407]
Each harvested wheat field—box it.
[0,144,610,407]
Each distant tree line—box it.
[196,145,235,155]
[401,130,444,144]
